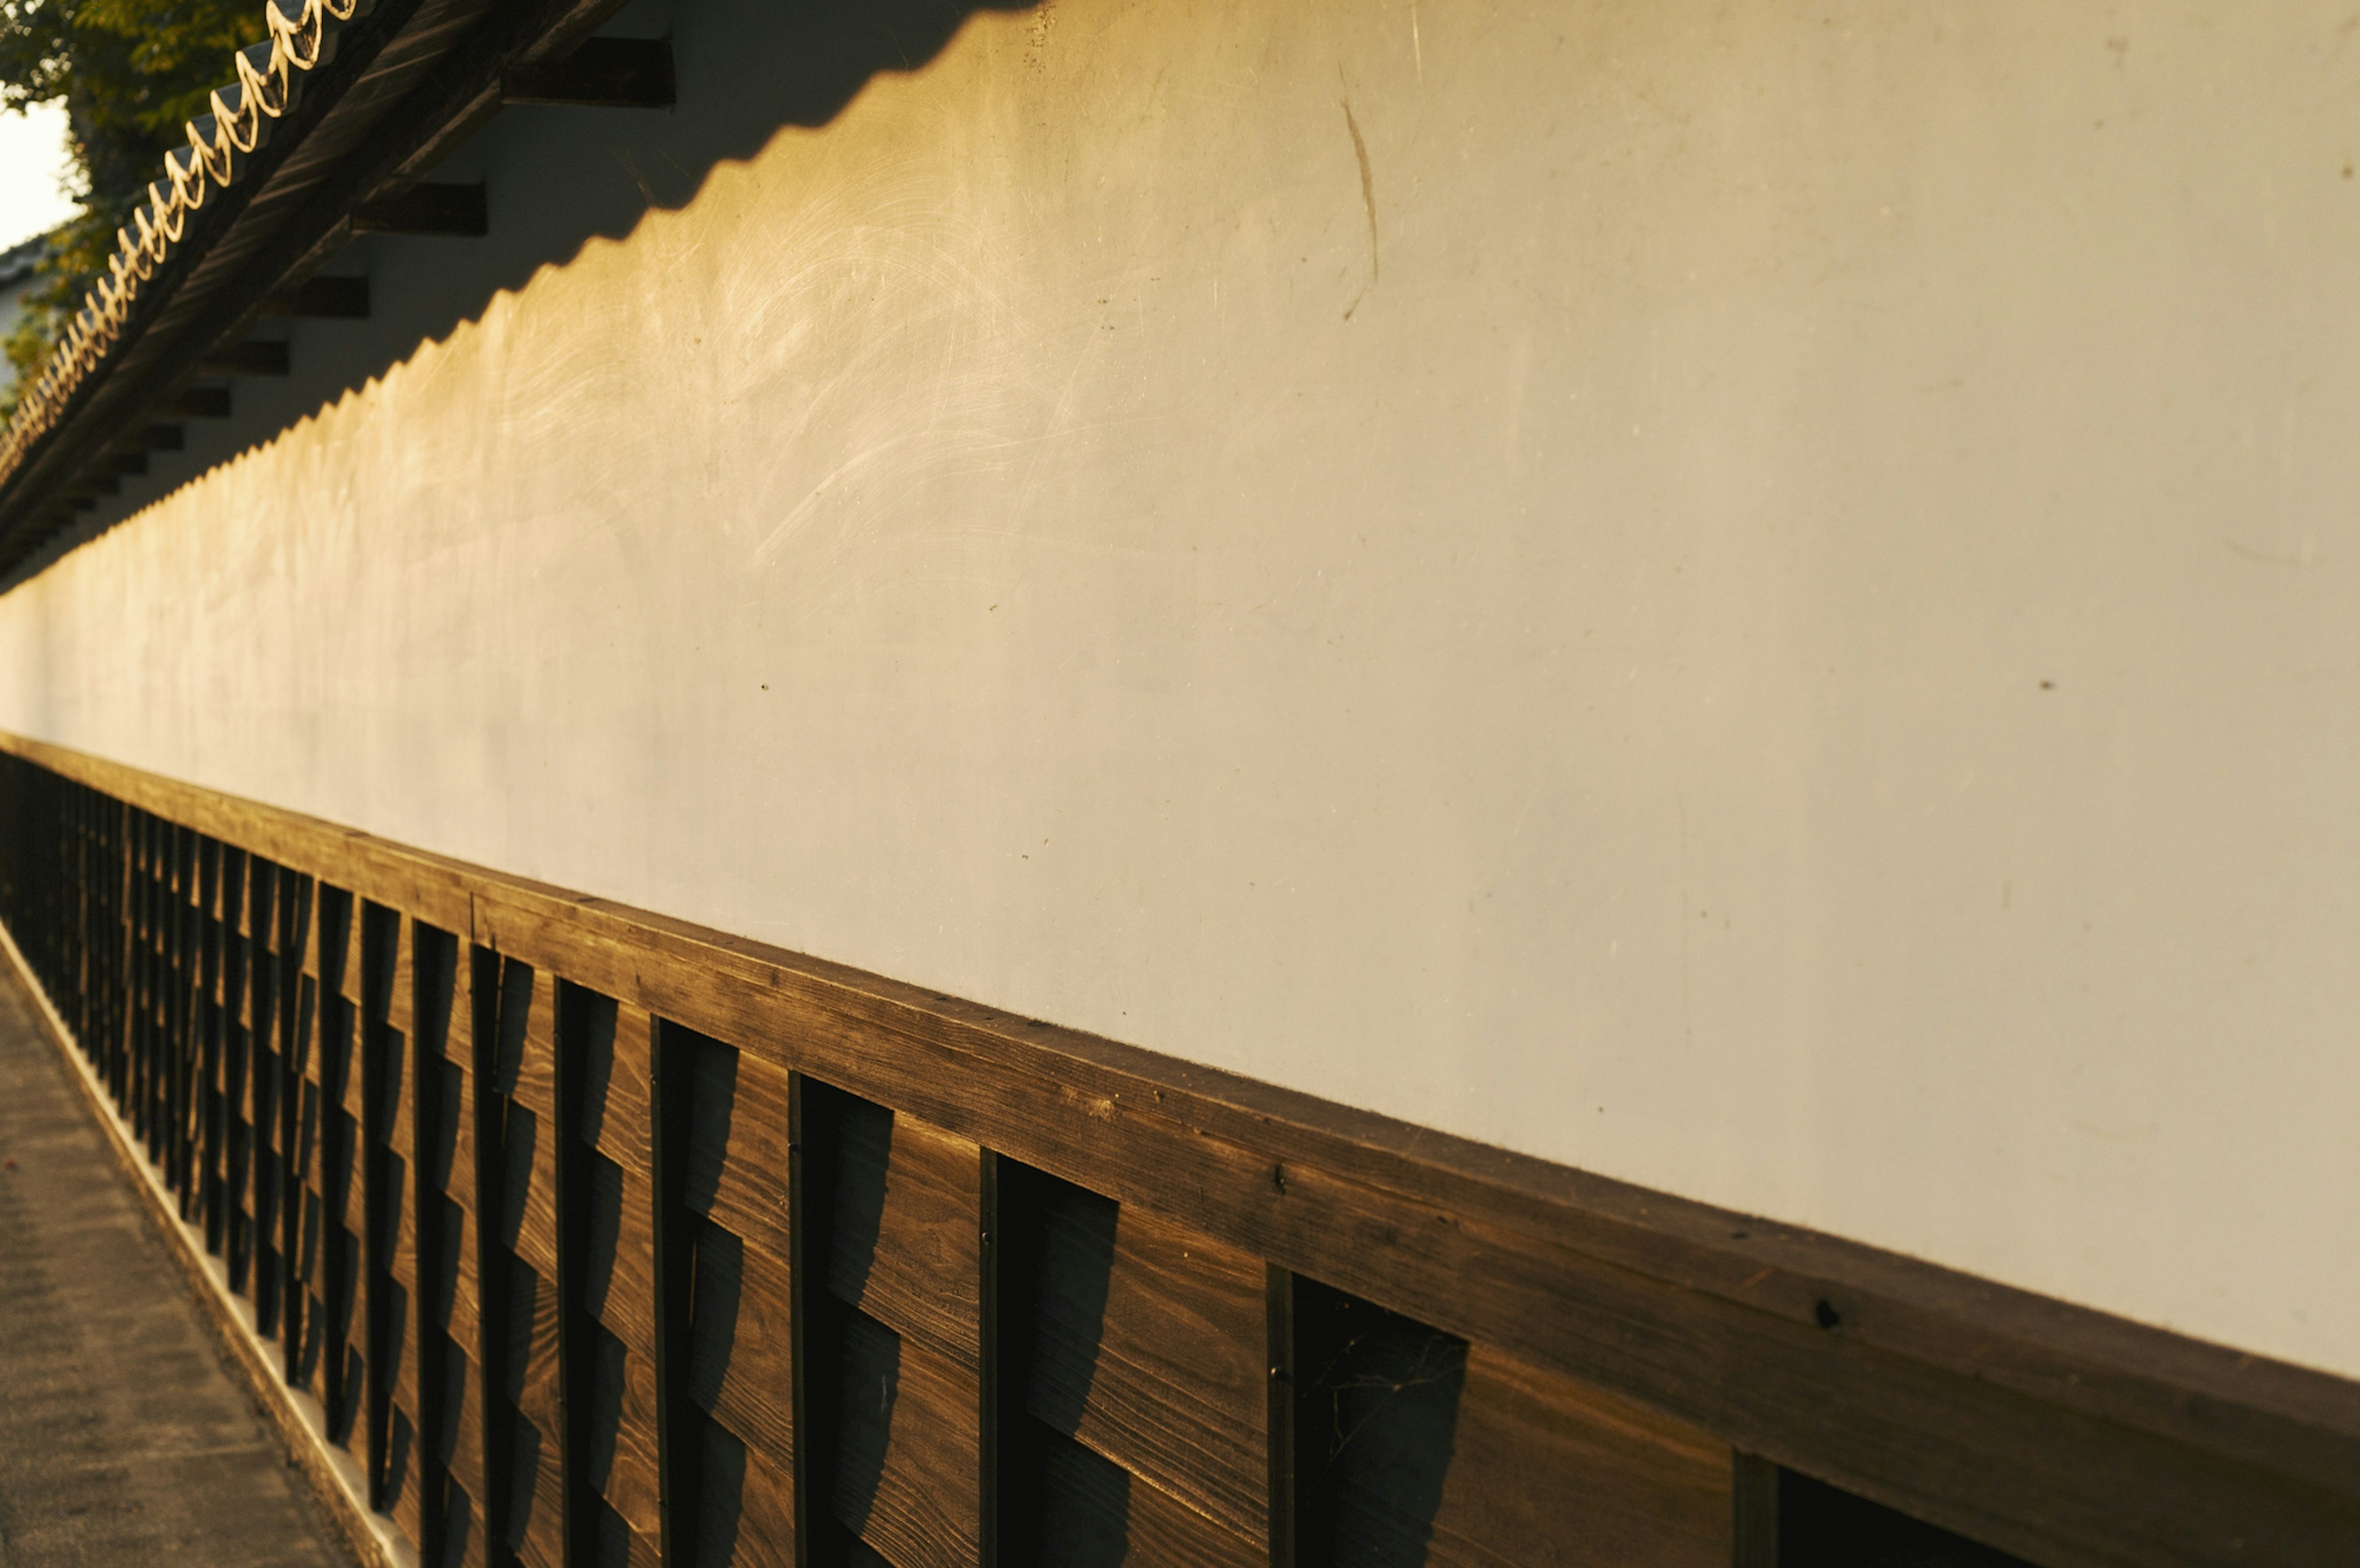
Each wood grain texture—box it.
[1038,1427,1264,1568]
[586,1153,659,1355]
[693,1044,792,1266]
[690,1416,798,1568]
[691,1217,796,1476]
[828,1105,981,1371]
[1433,1345,1730,1568]
[1028,1196,1267,1545]
[833,1312,980,1568]
[7,738,2360,1568]
[508,1258,564,1454]
[509,1405,565,1568]
[588,1326,664,1539]
[442,1343,487,1494]
[584,1000,653,1171]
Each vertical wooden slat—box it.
[663,1024,800,1567]
[249,861,281,1331]
[554,981,593,1568]
[363,900,422,1529]
[991,1161,1265,1568]
[480,956,565,1568]
[222,847,251,1292]
[796,1077,984,1568]
[280,871,316,1384]
[414,922,481,1566]
[471,946,514,1568]
[650,1019,698,1568]
[980,1151,1007,1568]
[789,1070,819,1568]
[553,984,660,1567]
[199,836,222,1252]
[568,994,664,1564]
[1733,1454,1780,1568]
[317,886,364,1445]
[1267,1266,1297,1568]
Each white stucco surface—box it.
[2,0,2356,1376]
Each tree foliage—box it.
[0,0,265,412]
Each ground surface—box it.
[0,966,354,1567]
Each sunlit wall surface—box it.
[1,0,2356,1378]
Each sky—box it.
[0,103,81,251]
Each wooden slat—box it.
[833,1313,979,1567]
[442,1474,489,1568]
[390,1150,419,1302]
[691,1218,795,1475]
[1029,1196,1267,1545]
[508,1258,564,1456]
[1419,1344,1732,1568]
[509,973,559,1122]
[390,1272,420,1443]
[730,1424,798,1568]
[502,1099,562,1284]
[385,912,415,1042]
[588,1155,658,1355]
[696,1046,791,1264]
[510,1407,565,1568]
[1039,1428,1262,1568]
[592,1332,663,1540]
[828,1106,980,1371]
[586,1000,653,1170]
[443,1343,486,1499]
[389,1403,422,1542]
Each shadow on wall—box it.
[13,0,1034,585]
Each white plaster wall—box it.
[3,0,2358,1377]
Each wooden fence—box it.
[0,738,2353,1568]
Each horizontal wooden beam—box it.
[195,341,290,377]
[502,36,674,109]
[134,425,184,453]
[350,182,487,238]
[265,275,371,319]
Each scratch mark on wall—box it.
[1342,97,1379,319]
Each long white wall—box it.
[4,0,2358,1378]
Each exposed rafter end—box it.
[353,182,489,238]
[137,425,186,453]
[503,37,674,109]
[199,341,292,377]
[162,386,233,420]
[267,276,371,319]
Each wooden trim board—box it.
[0,730,2354,1568]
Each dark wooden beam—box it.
[197,341,291,377]
[502,36,674,108]
[350,182,487,238]
[136,425,185,453]
[265,276,371,319]
[160,386,232,419]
